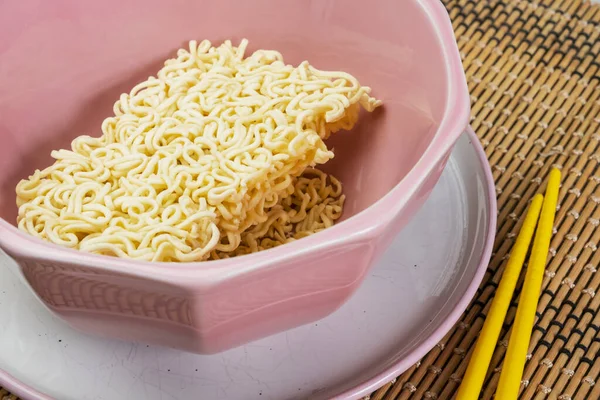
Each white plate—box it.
[0,129,495,400]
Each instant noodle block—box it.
[0,0,469,353]
[14,38,382,262]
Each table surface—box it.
[3,0,600,399]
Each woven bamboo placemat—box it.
[369,0,600,399]
[2,1,600,399]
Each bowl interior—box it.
[0,0,449,226]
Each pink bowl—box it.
[0,0,469,354]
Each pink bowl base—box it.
[18,239,376,353]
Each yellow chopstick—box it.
[456,194,544,400]
[496,168,562,400]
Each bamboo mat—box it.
[370,0,600,399]
[2,1,600,399]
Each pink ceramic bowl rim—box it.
[0,0,470,288]
[0,126,496,400]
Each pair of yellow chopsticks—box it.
[456,168,562,400]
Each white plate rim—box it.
[0,126,497,400]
